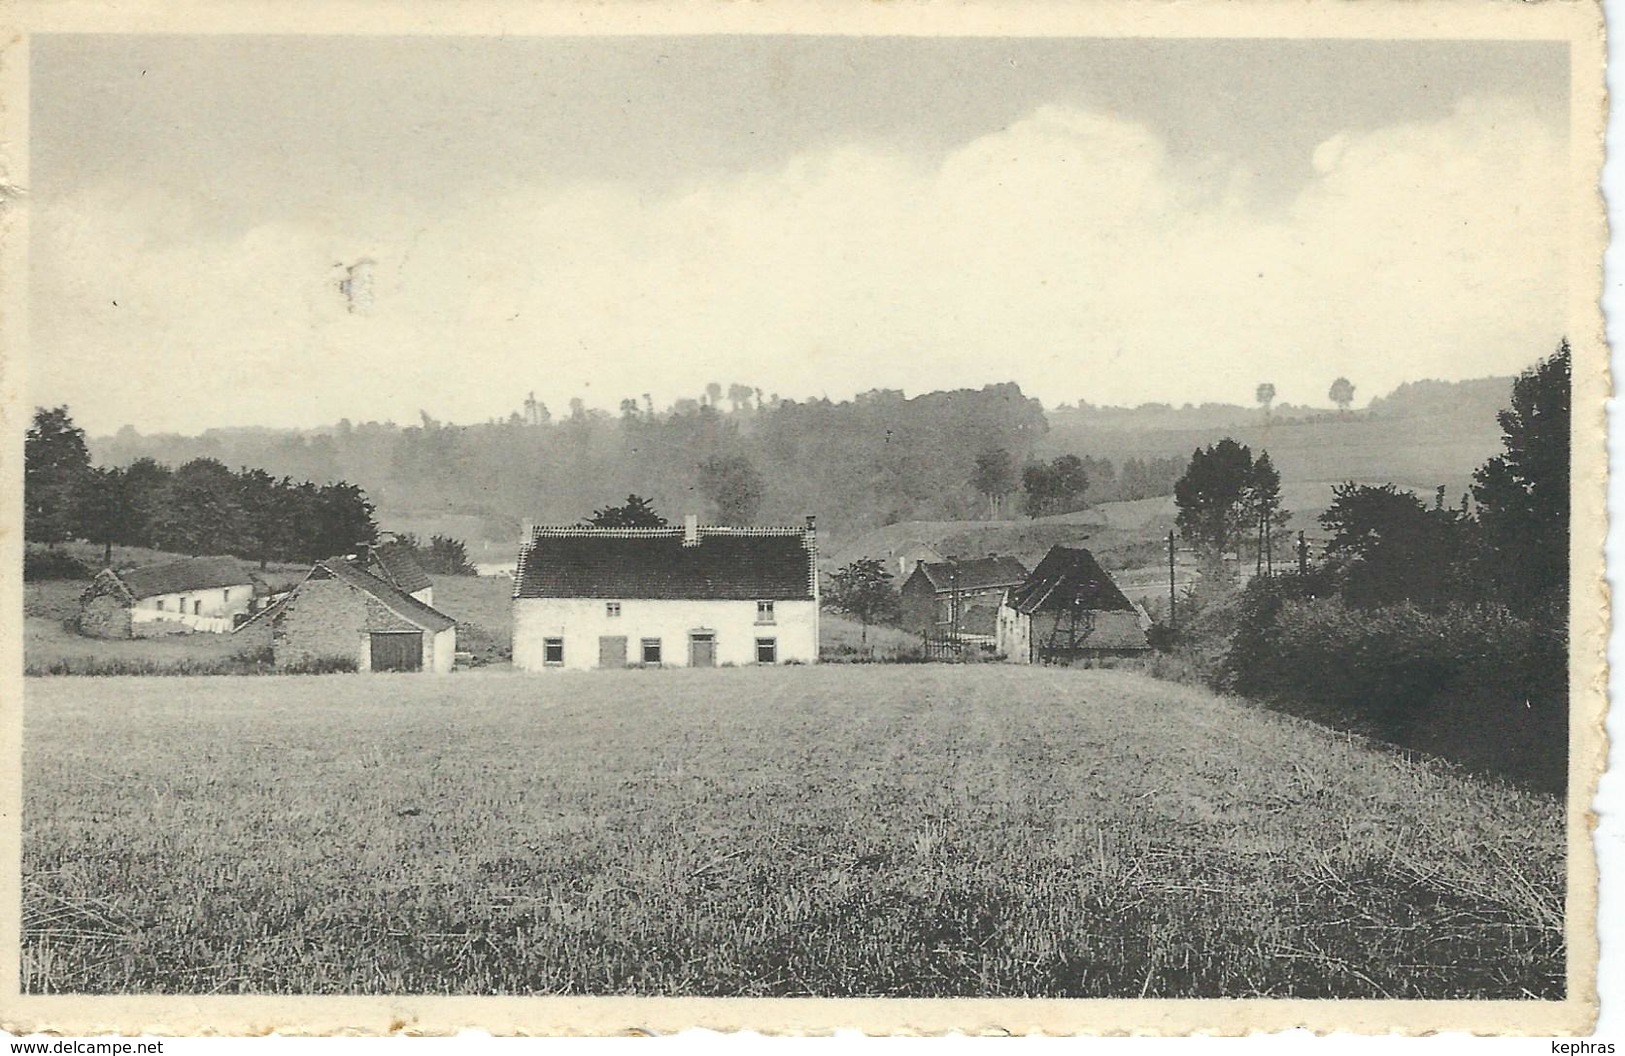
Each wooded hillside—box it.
[87,376,1508,549]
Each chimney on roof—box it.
[683,513,700,547]
[804,515,817,550]
[521,522,535,546]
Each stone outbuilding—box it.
[239,556,457,673]
[78,556,259,638]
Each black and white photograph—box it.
[1,1,1610,1038]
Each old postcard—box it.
[0,0,1609,1038]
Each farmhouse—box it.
[77,556,259,637]
[996,545,1151,663]
[240,556,457,672]
[512,515,819,670]
[899,555,1028,637]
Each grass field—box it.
[22,666,1563,997]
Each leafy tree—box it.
[153,458,244,556]
[120,457,173,549]
[1320,482,1465,608]
[236,467,286,569]
[313,481,379,558]
[25,406,93,544]
[1472,340,1570,614]
[424,534,477,576]
[971,446,1016,519]
[1256,382,1276,417]
[1174,439,1256,559]
[826,557,898,646]
[1329,377,1356,414]
[1020,454,1090,519]
[1250,451,1283,573]
[80,466,130,567]
[698,455,765,525]
[586,494,669,528]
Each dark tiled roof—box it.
[1007,546,1136,615]
[316,559,457,631]
[117,556,255,599]
[514,526,817,601]
[367,543,432,594]
[915,556,1029,593]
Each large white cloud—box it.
[30,95,1567,433]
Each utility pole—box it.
[1168,529,1177,630]
[1297,530,1308,577]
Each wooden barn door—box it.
[688,632,716,667]
[370,632,423,672]
[598,635,628,668]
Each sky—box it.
[28,35,1572,435]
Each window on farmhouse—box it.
[606,602,621,618]
[543,638,564,664]
[756,600,775,624]
[156,600,165,612]
[194,600,202,615]
[641,638,662,664]
[756,637,777,664]
[222,589,230,604]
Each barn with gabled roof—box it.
[511,515,819,670]
[996,545,1151,663]
[238,555,457,673]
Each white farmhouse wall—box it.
[132,583,255,632]
[513,598,818,671]
[134,583,254,617]
[996,604,1032,663]
[430,626,456,673]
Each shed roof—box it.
[318,559,458,631]
[514,525,817,601]
[912,556,1029,593]
[1006,546,1136,615]
[367,543,432,594]
[241,557,457,633]
[116,556,255,599]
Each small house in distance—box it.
[889,540,946,582]
[78,556,258,637]
[511,515,819,671]
[996,545,1151,663]
[899,556,1028,637]
[238,556,457,672]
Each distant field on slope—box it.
[23,667,1563,998]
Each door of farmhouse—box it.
[598,635,628,668]
[370,631,423,672]
[689,632,716,667]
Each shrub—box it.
[282,656,360,675]
[1219,578,1566,790]
[24,550,92,581]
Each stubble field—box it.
[22,665,1565,997]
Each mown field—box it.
[23,666,1564,997]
